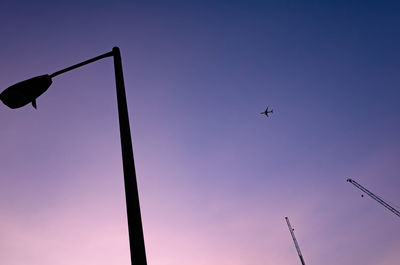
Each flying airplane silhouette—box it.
[261,106,273,117]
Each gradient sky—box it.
[1,1,399,265]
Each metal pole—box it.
[112,46,147,265]
[347,178,400,218]
[285,217,306,265]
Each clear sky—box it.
[0,1,399,265]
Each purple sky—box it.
[1,1,400,265]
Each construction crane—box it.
[347,178,400,218]
[285,217,306,265]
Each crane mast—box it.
[285,217,306,265]
[347,178,400,218]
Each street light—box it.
[0,47,147,265]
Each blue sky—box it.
[1,1,400,265]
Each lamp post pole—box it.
[112,47,148,265]
[0,47,147,265]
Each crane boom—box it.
[347,178,400,218]
[285,217,306,265]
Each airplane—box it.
[261,106,273,117]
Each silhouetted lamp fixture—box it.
[0,74,52,109]
[0,47,147,265]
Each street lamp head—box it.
[0,74,52,109]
